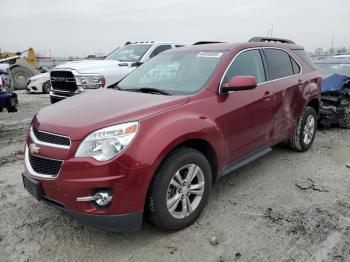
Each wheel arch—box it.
[143,137,219,217]
[306,98,320,116]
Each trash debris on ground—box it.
[295,178,329,192]
[210,236,219,246]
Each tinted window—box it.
[104,45,152,62]
[291,57,301,74]
[264,49,294,80]
[223,50,266,84]
[150,45,172,58]
[293,49,316,70]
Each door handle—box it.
[263,90,272,98]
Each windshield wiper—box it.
[108,85,171,95]
[127,87,171,96]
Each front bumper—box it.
[22,171,142,232]
[23,131,150,231]
[50,90,74,102]
[41,189,143,232]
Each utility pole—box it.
[331,30,335,55]
[266,24,274,37]
[270,24,274,37]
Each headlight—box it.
[75,122,139,161]
[76,74,106,89]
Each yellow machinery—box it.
[0,48,40,89]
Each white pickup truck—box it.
[49,42,185,103]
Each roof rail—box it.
[248,37,295,44]
[193,41,225,45]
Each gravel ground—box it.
[1,91,350,262]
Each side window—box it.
[291,57,301,74]
[150,45,172,58]
[223,50,266,84]
[263,49,294,80]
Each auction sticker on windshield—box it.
[196,52,223,58]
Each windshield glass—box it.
[104,44,152,62]
[118,51,226,95]
[314,62,350,77]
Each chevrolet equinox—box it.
[22,38,321,232]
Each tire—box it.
[339,116,350,129]
[288,106,317,152]
[42,80,51,94]
[11,66,34,90]
[147,147,212,231]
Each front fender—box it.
[116,110,224,209]
[140,111,224,174]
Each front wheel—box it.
[288,106,317,152]
[11,66,34,90]
[42,80,51,94]
[147,147,212,231]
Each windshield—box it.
[314,62,350,77]
[118,51,226,95]
[104,44,152,62]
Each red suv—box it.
[22,38,321,232]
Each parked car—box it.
[313,58,350,128]
[49,41,186,103]
[0,63,17,112]
[22,37,320,232]
[26,72,51,94]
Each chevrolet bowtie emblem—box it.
[29,143,40,154]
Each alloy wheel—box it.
[303,115,315,145]
[166,164,205,219]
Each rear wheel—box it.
[147,147,212,231]
[11,66,34,90]
[288,106,317,152]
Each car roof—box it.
[128,42,185,45]
[167,42,304,52]
[313,58,350,64]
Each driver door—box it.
[220,49,275,163]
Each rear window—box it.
[264,49,294,80]
[293,49,316,70]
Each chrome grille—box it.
[50,70,77,92]
[32,127,70,146]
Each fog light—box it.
[76,191,113,206]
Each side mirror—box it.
[221,76,257,93]
[132,61,143,67]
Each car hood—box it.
[30,72,50,81]
[53,60,135,86]
[33,89,188,140]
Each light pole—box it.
[266,24,274,37]
[331,30,335,55]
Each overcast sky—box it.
[1,0,349,57]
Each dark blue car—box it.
[313,58,350,128]
[0,63,17,113]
